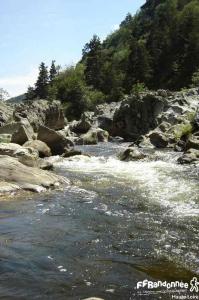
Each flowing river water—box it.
[0,143,198,300]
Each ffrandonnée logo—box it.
[136,277,199,292]
[190,277,199,293]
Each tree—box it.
[25,86,36,100]
[176,1,199,88]
[0,88,9,101]
[35,62,49,99]
[190,68,199,87]
[125,38,152,92]
[49,60,57,83]
[47,84,58,101]
[83,35,103,90]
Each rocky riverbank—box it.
[0,89,198,195]
[75,88,199,164]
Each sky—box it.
[0,0,145,97]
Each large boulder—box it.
[110,89,199,141]
[0,122,18,134]
[0,155,69,193]
[186,134,199,151]
[71,112,93,134]
[178,149,199,164]
[174,139,186,152]
[0,143,26,156]
[0,143,39,167]
[12,146,39,167]
[0,102,13,127]
[95,102,121,132]
[148,131,169,148]
[13,100,65,131]
[0,142,51,169]
[0,119,35,145]
[76,130,98,145]
[97,115,113,132]
[158,121,171,133]
[112,93,165,140]
[37,125,74,155]
[76,128,109,145]
[11,124,33,145]
[23,140,51,157]
[118,147,146,161]
[136,135,154,148]
[95,128,109,142]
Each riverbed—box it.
[0,143,198,299]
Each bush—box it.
[190,69,199,87]
[131,82,148,97]
[53,64,106,120]
[174,122,193,141]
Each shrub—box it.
[131,82,148,97]
[174,122,193,140]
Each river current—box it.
[0,143,198,299]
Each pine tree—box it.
[35,62,49,99]
[49,60,57,83]
[83,35,102,90]
[25,86,36,100]
[125,38,151,92]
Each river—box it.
[0,143,198,299]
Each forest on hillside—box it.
[26,0,199,119]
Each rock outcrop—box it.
[0,155,68,193]
[23,140,51,157]
[148,131,169,148]
[0,143,38,167]
[177,132,199,164]
[76,129,98,145]
[118,147,146,161]
[178,149,199,164]
[0,119,35,145]
[95,102,121,133]
[0,101,13,127]
[112,92,166,140]
[76,128,109,145]
[37,125,74,155]
[13,100,65,131]
[0,143,53,169]
[71,112,93,134]
[186,134,199,151]
[108,89,199,143]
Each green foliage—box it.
[174,122,193,140]
[26,60,59,101]
[53,63,105,120]
[49,60,58,83]
[184,111,197,123]
[25,86,36,100]
[190,68,199,87]
[131,82,148,96]
[83,35,103,90]
[35,62,49,99]
[81,0,199,92]
[47,85,58,101]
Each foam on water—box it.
[54,153,199,218]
